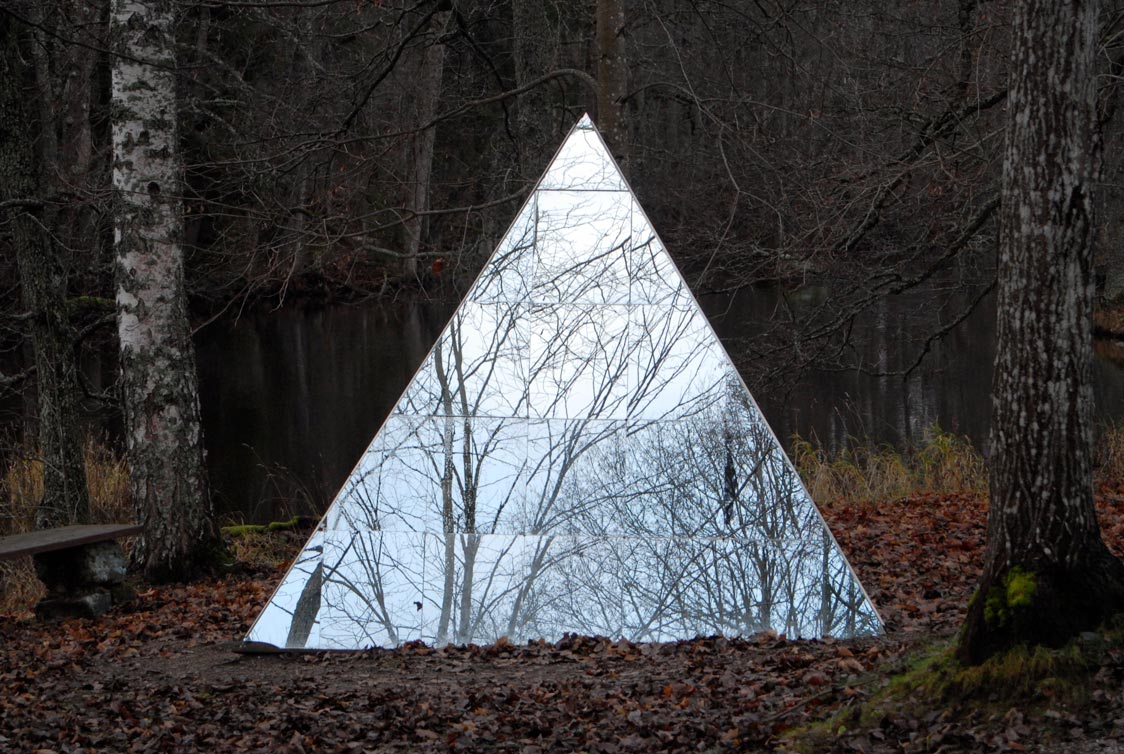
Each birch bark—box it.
[111,0,221,580]
[958,0,1124,663]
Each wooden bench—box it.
[0,524,142,618]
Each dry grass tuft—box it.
[793,426,987,505]
[1096,423,1124,489]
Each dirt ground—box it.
[4,493,1124,753]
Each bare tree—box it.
[0,3,91,527]
[958,0,1124,663]
[402,9,452,279]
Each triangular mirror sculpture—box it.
[244,115,882,650]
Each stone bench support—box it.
[0,524,142,618]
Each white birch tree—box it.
[595,0,628,168]
[112,0,222,580]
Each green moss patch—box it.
[984,567,1038,628]
[783,630,1117,753]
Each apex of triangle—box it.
[538,115,625,192]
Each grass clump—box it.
[1096,422,1124,488]
[792,425,986,504]
[793,421,1124,503]
[1,437,132,534]
[891,641,1091,709]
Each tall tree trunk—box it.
[456,535,477,643]
[403,11,449,279]
[0,7,91,528]
[595,0,628,169]
[512,0,561,179]
[111,0,221,581]
[958,0,1124,664]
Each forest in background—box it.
[5,0,1124,579]
[8,0,1124,395]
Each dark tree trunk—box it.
[0,8,91,528]
[402,10,449,279]
[512,0,562,179]
[595,0,628,170]
[111,0,222,581]
[958,0,1124,664]
[286,561,322,648]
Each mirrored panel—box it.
[520,411,821,541]
[537,116,626,192]
[393,301,528,419]
[629,299,729,421]
[250,533,881,648]
[627,199,684,305]
[528,304,632,420]
[245,530,326,649]
[317,531,428,649]
[469,195,535,304]
[325,415,529,534]
[532,190,633,305]
[421,533,543,645]
[244,115,883,650]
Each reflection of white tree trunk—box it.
[431,318,488,644]
[457,535,479,642]
[435,341,457,644]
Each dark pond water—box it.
[194,288,1124,523]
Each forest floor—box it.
[4,493,1124,753]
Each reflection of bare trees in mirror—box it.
[317,533,426,649]
[396,300,529,419]
[245,117,882,650]
[262,534,324,649]
[533,191,632,304]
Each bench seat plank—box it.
[0,524,142,561]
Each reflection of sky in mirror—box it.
[538,117,626,191]
[469,196,534,304]
[533,191,632,305]
[245,115,882,650]
[393,302,529,418]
